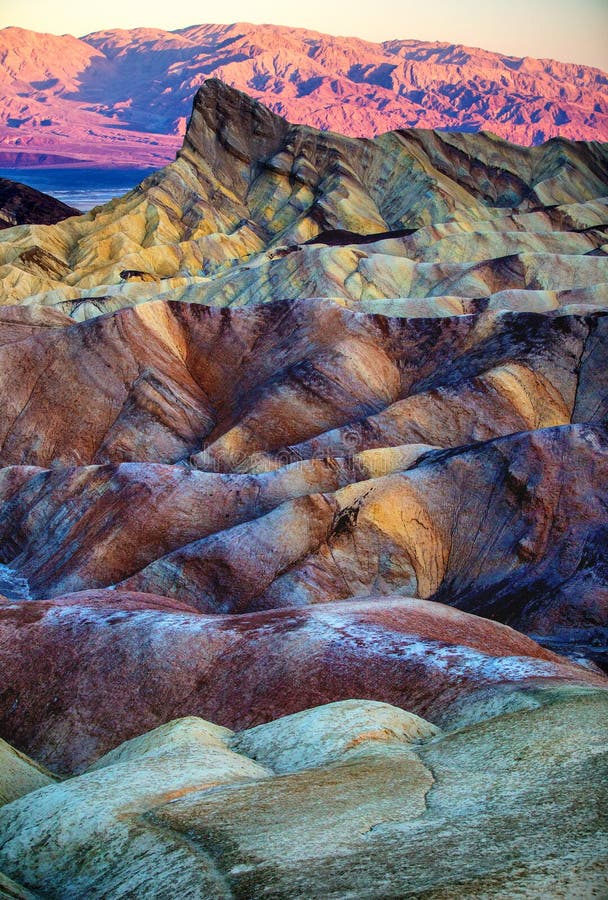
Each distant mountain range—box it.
[0,22,606,168]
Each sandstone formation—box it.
[0,23,606,169]
[0,420,605,664]
[0,692,607,897]
[0,80,607,897]
[0,82,604,660]
[0,80,606,314]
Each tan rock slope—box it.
[0,738,57,807]
[0,22,607,168]
[0,80,607,897]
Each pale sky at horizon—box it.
[1,0,607,71]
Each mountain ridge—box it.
[0,22,606,168]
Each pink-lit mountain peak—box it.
[0,21,606,168]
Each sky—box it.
[1,0,607,71]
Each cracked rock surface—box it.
[0,692,607,898]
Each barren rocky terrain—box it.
[0,22,607,168]
[0,177,80,228]
[0,80,606,896]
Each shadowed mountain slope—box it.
[0,177,80,228]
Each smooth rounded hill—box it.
[0,691,606,897]
[0,590,605,774]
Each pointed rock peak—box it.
[192,77,284,123]
[182,77,289,169]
